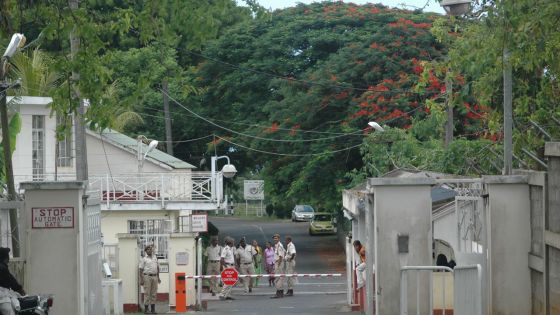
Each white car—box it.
[291,205,315,222]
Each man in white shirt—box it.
[219,237,236,300]
[284,235,297,296]
[236,237,257,293]
[204,237,222,296]
[270,233,286,299]
[139,245,160,314]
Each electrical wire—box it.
[162,88,365,142]
[214,135,363,157]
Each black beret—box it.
[0,247,10,260]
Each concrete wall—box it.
[369,178,433,315]
[485,176,532,315]
[168,234,197,307]
[22,181,85,315]
[117,234,139,311]
[117,233,197,310]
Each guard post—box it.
[175,273,186,312]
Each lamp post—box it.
[1,33,26,257]
[210,156,237,208]
[137,135,159,173]
[439,0,513,174]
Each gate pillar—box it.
[21,181,92,315]
[367,177,434,315]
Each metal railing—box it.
[400,265,483,315]
[15,172,221,206]
[400,266,453,315]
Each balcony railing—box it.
[15,172,222,207]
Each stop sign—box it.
[221,267,239,286]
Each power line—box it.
[214,135,363,157]
[162,89,366,142]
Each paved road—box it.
[203,216,357,315]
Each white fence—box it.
[400,265,482,315]
[15,172,221,206]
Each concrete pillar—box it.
[545,142,560,314]
[168,233,196,308]
[484,175,531,315]
[368,178,434,315]
[117,234,139,312]
[21,181,86,315]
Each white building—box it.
[2,96,224,310]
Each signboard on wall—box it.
[191,214,208,232]
[159,263,169,273]
[244,180,264,200]
[32,207,74,228]
[176,252,189,265]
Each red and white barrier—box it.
[182,273,342,279]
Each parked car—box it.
[309,212,337,235]
[291,205,315,222]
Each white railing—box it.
[15,172,221,206]
[400,266,453,315]
[400,265,483,315]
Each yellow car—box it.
[309,213,337,235]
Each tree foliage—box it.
[190,2,491,210]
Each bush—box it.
[274,203,291,219]
[266,204,274,217]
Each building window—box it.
[32,115,45,180]
[56,115,73,167]
[128,219,172,259]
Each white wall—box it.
[101,211,178,245]
[12,99,75,185]
[433,209,458,256]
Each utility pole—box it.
[503,47,513,175]
[1,33,26,257]
[444,71,453,148]
[69,0,88,181]
[0,67,20,257]
[162,79,173,155]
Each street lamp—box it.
[137,135,159,173]
[438,0,513,174]
[440,0,471,16]
[1,33,26,257]
[210,156,237,207]
[368,121,385,132]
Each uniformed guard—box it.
[284,235,297,296]
[204,237,222,296]
[236,237,257,293]
[219,237,236,300]
[139,245,160,314]
[270,233,286,299]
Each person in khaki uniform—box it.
[284,235,297,296]
[270,233,286,299]
[139,245,160,314]
[219,237,236,300]
[204,237,222,296]
[236,238,257,293]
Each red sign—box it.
[32,207,74,229]
[220,267,239,286]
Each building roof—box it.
[88,129,196,170]
[7,96,53,106]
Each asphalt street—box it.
[202,216,358,315]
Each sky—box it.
[245,0,445,14]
